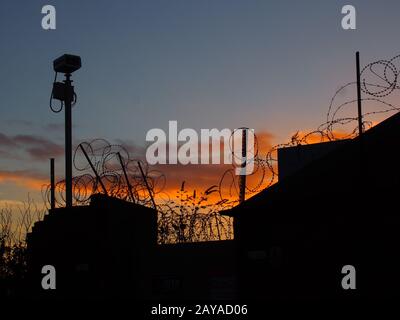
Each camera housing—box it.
[53,54,82,74]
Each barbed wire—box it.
[42,139,234,244]
[43,139,167,208]
[218,53,400,200]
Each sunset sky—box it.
[1,0,400,207]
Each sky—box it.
[1,0,400,206]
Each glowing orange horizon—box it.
[0,129,358,206]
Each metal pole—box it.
[50,158,55,210]
[64,73,73,207]
[79,144,108,195]
[356,52,363,137]
[138,161,157,210]
[239,129,247,204]
[117,152,136,203]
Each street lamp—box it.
[50,54,82,207]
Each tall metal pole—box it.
[50,158,55,210]
[356,52,363,137]
[52,54,81,207]
[239,129,247,204]
[138,161,157,210]
[64,73,73,207]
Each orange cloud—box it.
[147,131,276,203]
[0,170,47,191]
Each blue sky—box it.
[1,0,400,203]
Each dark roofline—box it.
[220,111,400,217]
[48,193,157,215]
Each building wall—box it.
[151,240,237,300]
[27,195,157,299]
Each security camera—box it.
[53,54,82,74]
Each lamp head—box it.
[53,54,82,74]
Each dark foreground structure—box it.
[26,195,236,299]
[27,195,157,299]
[26,112,400,300]
[222,111,400,300]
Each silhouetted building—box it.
[27,194,157,299]
[222,112,400,300]
[277,139,350,180]
[27,195,237,299]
